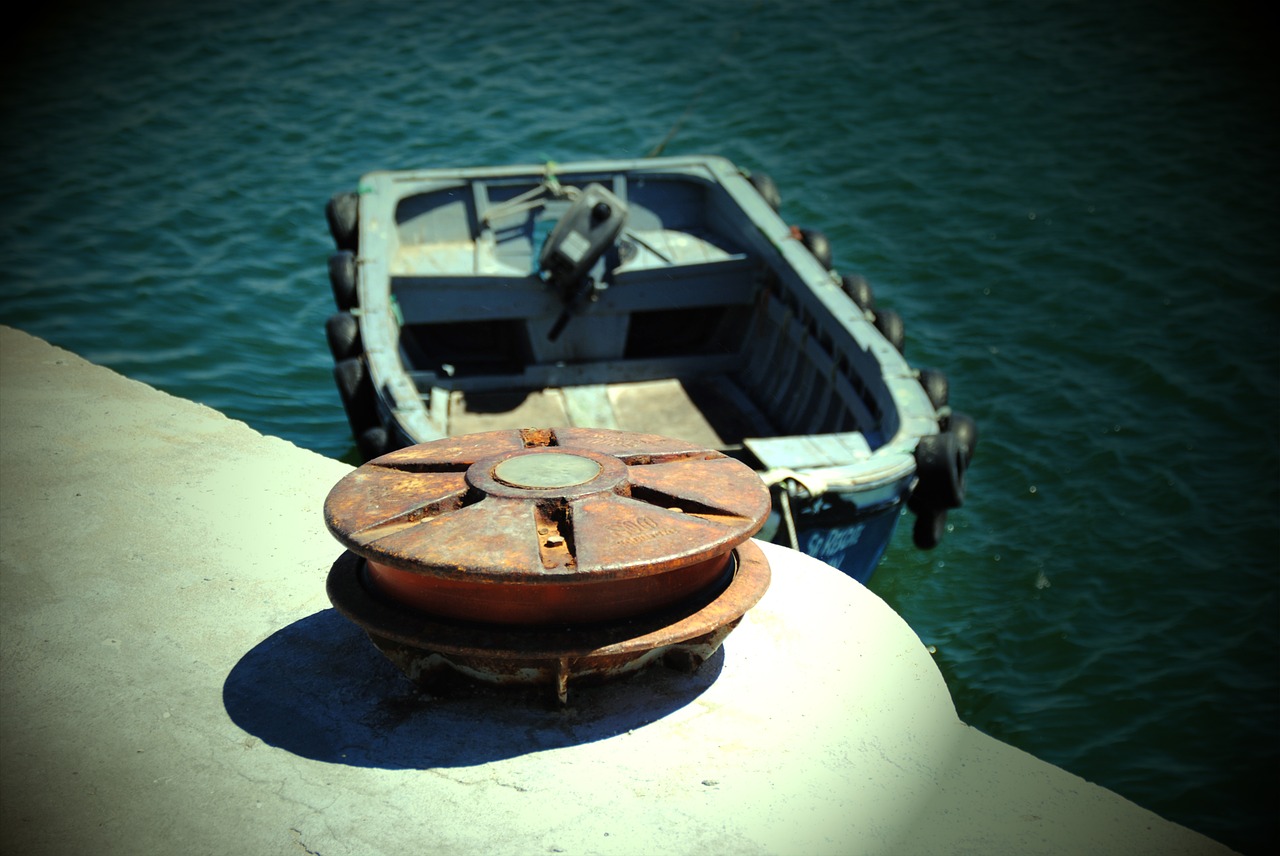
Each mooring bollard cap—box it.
[323,427,770,624]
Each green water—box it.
[2,1,1277,851]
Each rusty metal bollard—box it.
[324,427,772,704]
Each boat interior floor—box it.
[446,377,775,456]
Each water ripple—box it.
[2,0,1277,851]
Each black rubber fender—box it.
[873,308,905,352]
[912,508,948,550]
[910,431,966,513]
[333,356,379,435]
[747,171,781,211]
[917,368,949,409]
[841,273,874,310]
[943,410,979,465]
[325,311,361,361]
[798,228,833,269]
[328,251,357,310]
[357,425,390,462]
[326,191,359,251]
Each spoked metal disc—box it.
[324,427,771,624]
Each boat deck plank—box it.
[561,384,622,430]
[448,389,570,436]
[442,376,777,452]
[607,379,724,448]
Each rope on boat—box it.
[760,468,830,553]
[646,89,705,158]
[758,467,829,497]
[645,19,750,158]
[778,489,799,552]
[479,166,582,226]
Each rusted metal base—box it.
[327,539,771,705]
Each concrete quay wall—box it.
[0,326,1234,855]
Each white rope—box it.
[479,173,581,226]
[758,467,829,497]
[778,488,799,551]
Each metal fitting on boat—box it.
[324,427,772,704]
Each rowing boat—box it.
[322,155,976,582]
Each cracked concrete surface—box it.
[0,327,1234,855]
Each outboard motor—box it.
[538,183,628,340]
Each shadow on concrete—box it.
[222,609,724,770]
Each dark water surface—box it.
[2,1,1277,851]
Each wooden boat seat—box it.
[744,433,874,472]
